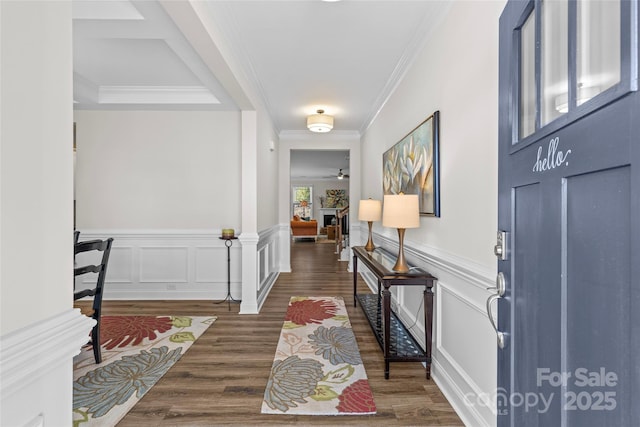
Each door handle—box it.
[486,294,506,349]
[486,272,507,349]
[487,271,506,297]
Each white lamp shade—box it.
[358,199,382,221]
[382,194,420,228]
[307,112,334,132]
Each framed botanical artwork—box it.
[383,110,440,216]
[325,189,347,208]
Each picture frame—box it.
[383,110,440,216]
[325,189,347,208]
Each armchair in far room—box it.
[290,215,318,241]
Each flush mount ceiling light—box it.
[307,109,334,133]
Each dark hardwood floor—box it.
[77,239,463,426]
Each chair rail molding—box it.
[0,309,95,427]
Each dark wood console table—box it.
[352,246,436,380]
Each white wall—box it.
[74,110,241,230]
[1,2,93,427]
[257,112,279,231]
[1,0,73,333]
[364,1,501,266]
[361,1,506,426]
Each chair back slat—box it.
[74,238,113,303]
[74,239,111,255]
[74,264,104,276]
[74,288,96,299]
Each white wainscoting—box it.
[0,310,94,427]
[357,233,498,427]
[77,228,283,307]
[257,225,281,310]
[77,230,242,300]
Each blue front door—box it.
[496,1,639,425]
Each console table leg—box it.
[383,283,391,380]
[353,255,358,307]
[424,287,434,380]
[352,246,437,382]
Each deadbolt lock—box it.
[494,230,508,261]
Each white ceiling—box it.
[290,150,350,181]
[72,0,450,176]
[73,0,237,109]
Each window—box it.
[292,186,313,219]
[576,0,621,101]
[515,0,631,145]
[520,9,536,139]
[541,0,568,126]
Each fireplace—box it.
[323,214,348,235]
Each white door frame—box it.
[278,131,361,272]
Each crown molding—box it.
[73,72,99,104]
[359,2,453,135]
[98,85,220,104]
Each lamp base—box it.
[364,221,376,252]
[392,228,409,273]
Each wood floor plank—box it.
[77,240,463,426]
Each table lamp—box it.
[382,193,420,273]
[358,198,382,252]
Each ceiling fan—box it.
[337,169,350,180]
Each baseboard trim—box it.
[257,271,279,311]
[432,357,492,427]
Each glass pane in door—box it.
[519,10,536,140]
[577,0,620,106]
[541,0,568,124]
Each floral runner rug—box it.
[73,315,215,426]
[261,296,376,415]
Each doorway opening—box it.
[289,149,350,253]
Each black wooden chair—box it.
[74,238,114,364]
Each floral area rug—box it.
[261,296,376,415]
[73,315,215,426]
